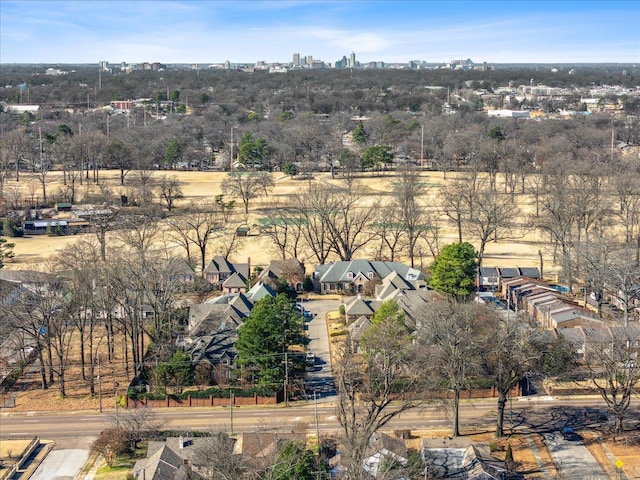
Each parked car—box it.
[561,427,580,441]
[306,352,315,364]
[303,310,313,319]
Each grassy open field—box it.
[3,169,559,277]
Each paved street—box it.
[1,396,628,441]
[298,297,340,398]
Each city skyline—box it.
[1,0,639,65]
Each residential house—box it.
[234,432,307,470]
[347,315,372,353]
[203,255,250,291]
[164,258,196,283]
[343,295,381,323]
[363,433,409,478]
[479,266,541,292]
[314,260,424,294]
[222,272,248,294]
[342,271,437,326]
[255,258,306,292]
[478,267,500,292]
[183,283,275,382]
[133,438,205,480]
[421,437,507,479]
[556,324,640,362]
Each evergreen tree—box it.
[429,242,478,300]
[235,294,308,387]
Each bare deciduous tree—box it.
[258,200,304,260]
[157,174,184,211]
[583,326,640,435]
[418,301,483,437]
[222,172,274,214]
[336,301,420,480]
[166,201,226,273]
[191,431,244,480]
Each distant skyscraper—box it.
[293,53,300,66]
[306,55,313,65]
[349,52,356,68]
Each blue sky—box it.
[1,0,639,64]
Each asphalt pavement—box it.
[542,431,608,479]
[298,297,340,399]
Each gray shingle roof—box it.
[348,316,372,341]
[222,272,248,289]
[316,260,424,283]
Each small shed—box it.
[236,226,250,237]
[56,202,72,212]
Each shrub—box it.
[3,218,23,237]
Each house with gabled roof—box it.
[133,441,204,480]
[363,433,409,478]
[313,260,424,294]
[163,257,196,283]
[255,258,306,292]
[421,437,507,479]
[234,432,307,470]
[374,271,414,299]
[347,315,372,353]
[222,272,248,293]
[183,282,276,383]
[203,255,250,290]
[343,295,381,322]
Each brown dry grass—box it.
[5,329,132,413]
[4,169,561,275]
[582,429,640,479]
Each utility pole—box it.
[420,124,424,165]
[114,381,120,426]
[97,355,103,413]
[106,114,110,139]
[230,390,234,434]
[314,390,320,445]
[284,352,289,406]
[230,125,235,163]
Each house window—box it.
[347,272,354,279]
[367,272,374,279]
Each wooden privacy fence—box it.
[126,392,278,409]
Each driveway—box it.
[542,431,607,479]
[30,448,90,480]
[298,298,340,399]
